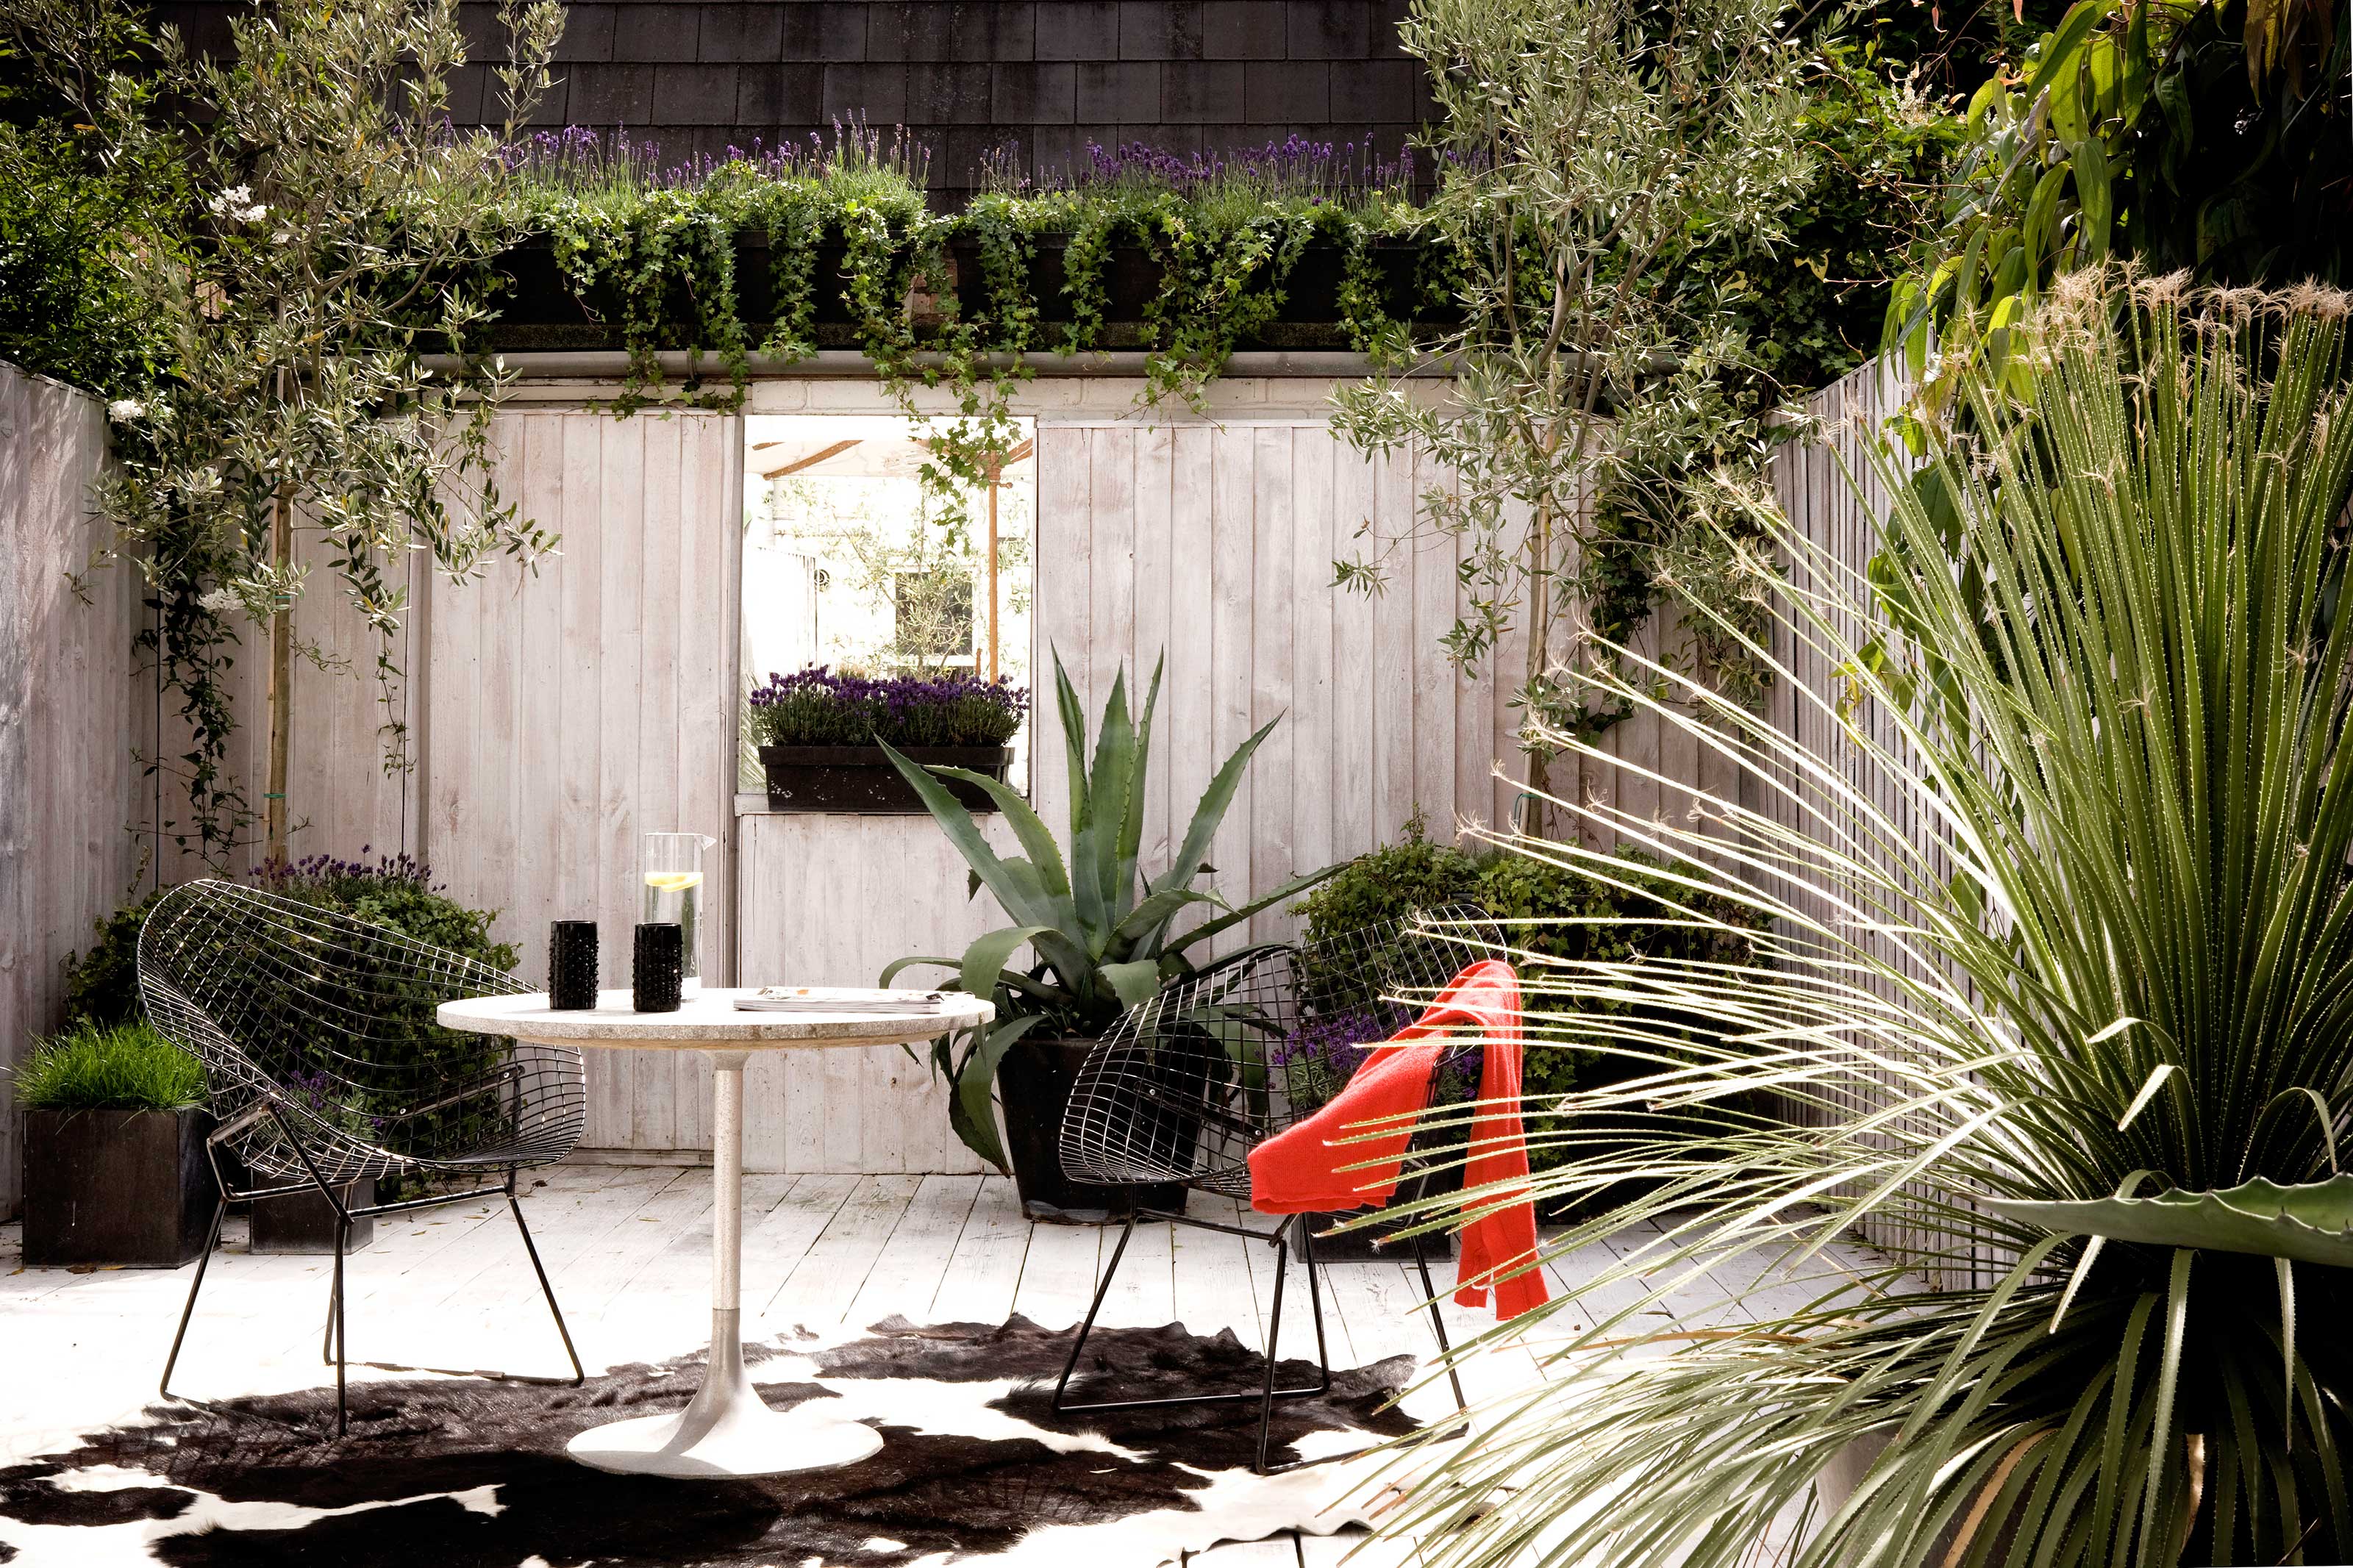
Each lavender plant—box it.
[1272,1009,1482,1113]
[746,666,1029,750]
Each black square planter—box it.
[250,1178,376,1254]
[22,1109,218,1268]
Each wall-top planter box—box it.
[477,234,1450,356]
[759,744,1012,813]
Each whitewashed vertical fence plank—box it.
[1131,425,1176,867]
[0,365,139,1217]
[1163,423,1218,920]
[1409,444,1457,837]
[1248,424,1294,944]
[1207,424,1257,956]
[1031,423,1093,836]
[1288,428,1337,910]
[1329,432,1379,862]
[1370,443,1418,845]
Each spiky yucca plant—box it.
[1382,274,2353,1567]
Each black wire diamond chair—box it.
[140,878,589,1433]
[1054,907,1504,1472]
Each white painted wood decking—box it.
[1,1167,1875,1564]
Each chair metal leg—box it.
[1054,1209,1332,1420]
[1254,1228,1292,1472]
[508,1191,585,1383]
[332,1214,350,1437]
[322,1261,341,1365]
[1294,1219,1334,1397]
[1051,1211,1136,1411]
[1408,1231,1470,1421]
[160,1197,229,1400]
[1046,1206,1456,1476]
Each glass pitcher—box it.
[642,832,718,995]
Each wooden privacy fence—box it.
[1,356,1921,1189]
[0,362,145,1218]
[1765,357,1994,1286]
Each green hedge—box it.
[1294,819,1768,1185]
[65,853,517,1030]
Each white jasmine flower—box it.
[198,587,242,615]
[206,186,267,223]
[107,398,146,423]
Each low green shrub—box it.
[64,852,518,1028]
[1294,817,1767,1194]
[12,1020,205,1112]
[60,854,523,1195]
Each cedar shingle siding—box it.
[150,1,1427,205]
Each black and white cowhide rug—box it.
[0,1315,1427,1567]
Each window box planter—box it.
[997,1037,1188,1223]
[21,1109,218,1269]
[758,744,1013,813]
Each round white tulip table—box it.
[437,987,991,1479]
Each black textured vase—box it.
[549,920,599,1010]
[632,922,682,1013]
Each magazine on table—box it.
[733,986,952,1015]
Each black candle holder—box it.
[549,920,599,1010]
[632,922,683,1013]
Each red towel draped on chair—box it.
[1246,959,1549,1321]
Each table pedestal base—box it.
[568,1308,881,1478]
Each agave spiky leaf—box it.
[1377,273,2353,1568]
[882,647,1338,1172]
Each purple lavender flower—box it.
[252,847,443,893]
[1277,1006,1482,1111]
[747,664,1029,748]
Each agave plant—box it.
[879,650,1335,1172]
[1378,273,2353,1567]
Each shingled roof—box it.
[151,1,1430,205]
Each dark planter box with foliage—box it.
[16,1020,218,1269]
[250,1178,376,1255]
[760,744,1012,813]
[22,1108,217,1269]
[749,667,1027,814]
[481,233,1449,354]
[998,1037,1188,1222]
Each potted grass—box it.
[14,1020,216,1268]
[749,665,1027,813]
[880,650,1338,1221]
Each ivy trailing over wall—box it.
[504,127,1435,538]
[507,128,1428,407]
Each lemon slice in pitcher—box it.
[643,871,704,892]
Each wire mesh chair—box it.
[1054,906,1503,1472]
[140,878,589,1433]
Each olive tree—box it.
[5,0,563,863]
[1329,0,1814,820]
